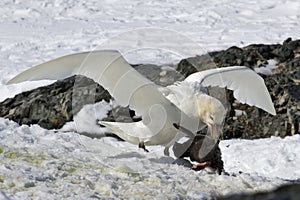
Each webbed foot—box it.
[192,161,210,169]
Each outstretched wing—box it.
[7,50,181,133]
[185,66,276,115]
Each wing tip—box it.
[7,77,20,85]
[270,107,277,116]
[6,79,13,85]
[260,104,276,116]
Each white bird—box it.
[7,50,276,156]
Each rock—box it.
[222,69,300,139]
[177,38,300,71]
[274,38,300,62]
[243,43,280,60]
[286,57,300,69]
[24,181,35,188]
[133,64,184,86]
[217,183,300,200]
[0,64,182,129]
[176,54,216,77]
[0,75,111,129]
[1,38,299,139]
[176,38,300,139]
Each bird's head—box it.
[196,94,226,141]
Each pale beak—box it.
[208,124,222,141]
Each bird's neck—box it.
[196,94,224,123]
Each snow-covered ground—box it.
[1,118,299,199]
[1,0,300,199]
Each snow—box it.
[1,0,300,199]
[221,135,300,181]
[254,59,278,75]
[61,100,113,135]
[0,118,294,199]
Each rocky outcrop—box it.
[223,70,300,139]
[177,38,300,139]
[0,38,299,139]
[177,38,300,77]
[0,64,182,129]
[0,75,111,129]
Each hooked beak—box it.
[208,124,222,141]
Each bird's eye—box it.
[210,115,214,121]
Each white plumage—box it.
[7,50,276,155]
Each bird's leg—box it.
[173,123,180,129]
[192,161,210,169]
[164,146,170,156]
[138,141,149,152]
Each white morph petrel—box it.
[7,50,276,161]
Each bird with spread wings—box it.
[8,50,276,162]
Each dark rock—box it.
[133,64,184,86]
[176,54,217,77]
[0,64,182,129]
[207,45,267,68]
[243,44,280,60]
[218,183,300,200]
[101,106,141,123]
[176,38,300,139]
[176,58,198,77]
[1,38,300,139]
[286,57,300,69]
[222,69,300,139]
[24,182,35,188]
[273,38,300,63]
[35,174,56,182]
[0,75,111,129]
[177,39,300,71]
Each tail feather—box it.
[98,121,145,145]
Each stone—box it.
[1,38,300,139]
[176,38,300,139]
[0,64,182,129]
[0,75,111,129]
[24,182,35,188]
[218,183,300,200]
